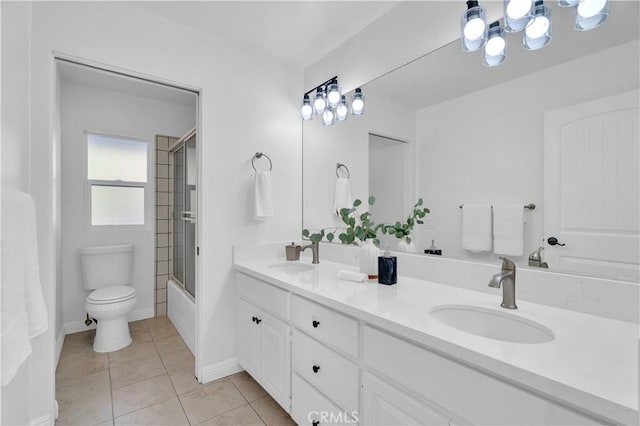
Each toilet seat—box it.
[88,286,136,305]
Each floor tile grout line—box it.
[230,380,269,426]
[107,351,116,425]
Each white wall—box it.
[60,81,196,332]
[27,3,302,409]
[413,40,640,262]
[303,91,415,233]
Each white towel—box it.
[1,189,48,385]
[493,204,525,256]
[254,170,274,220]
[332,177,353,215]
[461,204,492,252]
[337,270,368,282]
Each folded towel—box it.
[332,177,353,215]
[461,204,492,252]
[2,189,48,385]
[254,170,274,220]
[493,204,525,256]
[337,270,368,282]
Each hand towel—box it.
[2,189,48,385]
[337,270,368,282]
[332,177,353,215]
[493,204,525,256]
[254,170,274,220]
[461,204,492,252]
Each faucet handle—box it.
[499,256,516,271]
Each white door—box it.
[236,299,261,378]
[260,311,291,412]
[544,90,639,281]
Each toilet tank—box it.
[80,244,134,290]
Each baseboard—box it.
[55,327,65,367]
[200,358,243,383]
[31,414,53,426]
[63,308,155,334]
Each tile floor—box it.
[56,317,296,426]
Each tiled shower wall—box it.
[155,135,178,316]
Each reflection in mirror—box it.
[302,1,639,282]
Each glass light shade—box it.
[301,96,313,120]
[575,0,609,30]
[523,1,551,50]
[313,88,326,115]
[558,0,579,6]
[461,2,488,52]
[351,88,365,115]
[504,0,533,32]
[336,96,348,121]
[483,22,507,66]
[326,82,342,108]
[322,109,335,126]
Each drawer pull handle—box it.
[251,316,257,323]
[312,320,320,328]
[255,318,262,324]
[312,421,320,426]
[312,365,320,374]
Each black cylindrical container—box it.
[378,255,397,285]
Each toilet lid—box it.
[88,286,136,304]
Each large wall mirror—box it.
[302,1,639,282]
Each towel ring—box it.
[252,152,272,171]
[336,163,350,178]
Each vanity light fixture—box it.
[460,0,488,52]
[300,76,365,126]
[575,0,609,31]
[483,21,507,66]
[557,0,579,6]
[504,0,533,32]
[523,0,552,50]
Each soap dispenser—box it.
[424,240,442,256]
[378,248,397,285]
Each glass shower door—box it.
[172,134,197,298]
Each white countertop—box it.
[234,256,638,425]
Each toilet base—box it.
[93,316,133,353]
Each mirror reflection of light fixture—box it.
[523,0,552,50]
[461,0,488,52]
[483,21,507,66]
[575,0,609,31]
[300,77,364,125]
[301,94,313,121]
[504,0,533,32]
[351,88,365,115]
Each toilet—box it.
[81,244,137,352]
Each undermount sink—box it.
[267,262,315,274]
[430,305,555,344]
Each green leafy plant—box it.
[337,196,382,246]
[302,228,335,243]
[381,198,430,244]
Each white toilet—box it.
[81,244,137,352]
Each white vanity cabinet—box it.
[236,274,291,412]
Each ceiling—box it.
[128,1,399,69]
[365,1,640,110]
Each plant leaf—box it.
[302,229,310,237]
[406,236,412,244]
[327,233,334,242]
[353,199,362,207]
[368,195,376,205]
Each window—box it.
[87,133,148,226]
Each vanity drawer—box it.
[291,295,358,358]
[237,273,289,320]
[292,373,357,426]
[292,328,359,414]
[363,326,602,425]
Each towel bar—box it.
[252,152,272,171]
[336,163,350,178]
[459,203,536,210]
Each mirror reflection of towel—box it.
[333,177,353,215]
[255,171,274,220]
[493,204,524,256]
[461,204,492,252]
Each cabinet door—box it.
[261,309,291,412]
[237,299,261,378]
[362,373,453,426]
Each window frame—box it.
[84,131,152,230]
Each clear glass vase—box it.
[359,239,380,279]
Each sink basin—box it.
[430,305,554,344]
[267,262,315,274]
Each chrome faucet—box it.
[528,246,548,268]
[488,256,517,309]
[301,241,320,264]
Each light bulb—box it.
[575,0,609,30]
[525,15,549,38]
[326,82,342,108]
[351,88,365,115]
[460,1,488,52]
[506,0,532,20]
[484,21,507,67]
[336,96,348,121]
[577,0,607,17]
[464,17,486,40]
[313,88,326,115]
[301,96,313,120]
[504,0,533,32]
[523,1,552,50]
[322,109,334,126]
